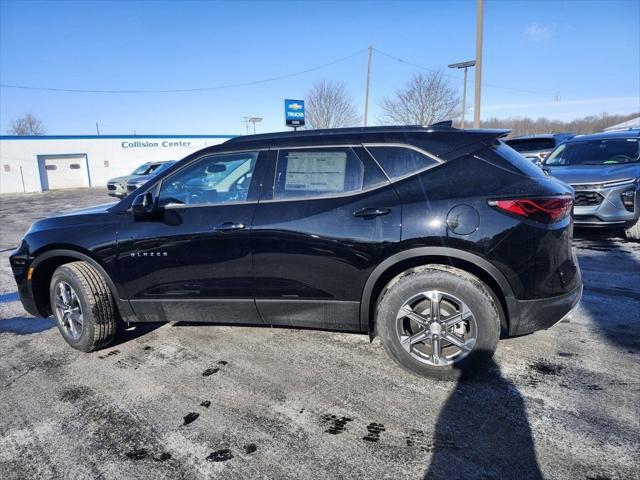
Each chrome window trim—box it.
[362,143,445,164]
[272,144,361,149]
[139,143,447,207]
[163,200,259,209]
[259,143,447,205]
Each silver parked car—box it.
[543,129,640,240]
[107,160,176,198]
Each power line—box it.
[0,49,368,94]
[373,47,558,98]
[1,45,559,99]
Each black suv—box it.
[9,125,582,378]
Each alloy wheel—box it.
[54,281,84,341]
[395,290,477,367]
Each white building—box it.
[0,134,235,194]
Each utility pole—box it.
[95,122,100,135]
[473,0,484,128]
[448,60,476,129]
[364,45,373,126]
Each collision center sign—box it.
[285,99,305,127]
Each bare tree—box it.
[480,111,640,137]
[7,113,46,135]
[305,80,360,129]
[379,72,459,125]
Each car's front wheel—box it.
[376,265,501,379]
[49,261,118,352]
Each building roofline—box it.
[0,134,238,141]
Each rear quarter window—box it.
[366,146,440,180]
[484,143,547,178]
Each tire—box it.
[624,219,640,242]
[376,265,501,380]
[49,261,117,352]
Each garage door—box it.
[39,155,89,190]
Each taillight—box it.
[488,196,573,224]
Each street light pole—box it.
[473,0,484,128]
[243,117,262,135]
[364,45,373,126]
[448,60,476,129]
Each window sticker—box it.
[284,151,347,192]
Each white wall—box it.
[0,136,233,194]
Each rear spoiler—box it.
[463,129,511,143]
[439,129,511,160]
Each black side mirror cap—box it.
[131,192,155,219]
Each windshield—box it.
[130,163,153,175]
[545,138,640,166]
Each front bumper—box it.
[572,183,639,228]
[8,246,40,317]
[107,182,127,198]
[506,282,583,336]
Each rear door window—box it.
[274,147,367,199]
[366,146,440,180]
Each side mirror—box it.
[131,191,155,219]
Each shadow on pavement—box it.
[0,316,56,334]
[572,229,640,352]
[424,354,543,480]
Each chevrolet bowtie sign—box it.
[285,99,305,127]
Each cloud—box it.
[525,23,553,42]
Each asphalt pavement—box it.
[1,188,638,480]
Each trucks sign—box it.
[285,99,305,127]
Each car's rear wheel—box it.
[376,265,501,379]
[49,261,117,352]
[624,219,640,242]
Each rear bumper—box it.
[506,282,583,336]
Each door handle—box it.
[214,222,246,232]
[353,207,391,218]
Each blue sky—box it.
[1,0,638,135]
